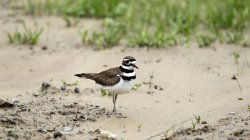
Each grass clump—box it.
[63,16,80,27]
[194,116,201,124]
[22,0,126,18]
[61,80,79,87]
[241,40,250,48]
[100,89,111,96]
[79,30,122,48]
[7,23,43,45]
[232,52,240,64]
[196,34,216,48]
[132,84,142,91]
[129,31,167,48]
[13,0,250,48]
[206,0,249,33]
[23,0,61,15]
[79,17,125,48]
[62,0,124,18]
[223,31,243,44]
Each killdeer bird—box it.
[75,56,138,116]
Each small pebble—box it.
[88,136,98,140]
[238,97,243,100]
[201,121,207,124]
[100,130,117,139]
[0,99,14,108]
[233,129,244,136]
[42,82,50,89]
[53,132,62,138]
[228,137,236,140]
[78,130,84,134]
[155,100,160,103]
[38,128,47,133]
[146,91,152,94]
[194,138,204,140]
[159,134,166,139]
[33,93,39,97]
[229,112,236,115]
[74,87,80,93]
[87,116,96,122]
[156,58,161,63]
[231,75,237,80]
[63,126,73,132]
[41,46,48,50]
[61,86,66,91]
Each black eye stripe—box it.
[123,60,130,63]
[123,62,130,66]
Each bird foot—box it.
[109,110,127,118]
[110,109,117,115]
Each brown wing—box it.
[92,67,121,86]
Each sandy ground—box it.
[1,5,250,140]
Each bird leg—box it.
[111,94,118,115]
[110,95,127,118]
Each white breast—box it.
[101,77,134,95]
[122,72,135,77]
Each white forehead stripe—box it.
[121,65,133,70]
[123,58,136,61]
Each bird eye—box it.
[124,61,130,65]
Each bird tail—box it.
[74,73,95,79]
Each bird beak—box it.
[131,64,139,69]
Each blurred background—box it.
[1,0,250,48]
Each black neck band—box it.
[121,75,136,81]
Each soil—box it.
[1,3,250,140]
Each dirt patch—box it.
[169,125,216,139]
[218,115,250,139]
[0,83,113,139]
[158,114,250,140]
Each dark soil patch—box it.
[0,84,110,139]
[167,125,216,139]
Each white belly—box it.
[101,79,134,95]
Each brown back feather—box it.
[92,67,121,86]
